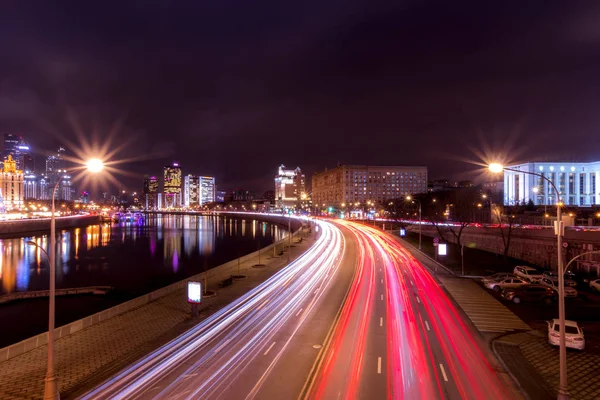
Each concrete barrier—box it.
[0,215,101,238]
[0,214,306,362]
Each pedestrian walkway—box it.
[438,276,531,333]
[0,233,314,400]
[494,331,600,400]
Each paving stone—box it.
[0,235,314,399]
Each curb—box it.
[492,336,531,400]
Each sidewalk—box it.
[0,232,315,399]
[396,232,600,400]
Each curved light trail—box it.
[81,219,344,400]
[309,220,515,400]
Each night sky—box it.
[1,1,600,194]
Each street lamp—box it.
[489,162,569,399]
[406,195,422,250]
[37,159,105,400]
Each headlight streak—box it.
[310,221,512,400]
[81,220,344,400]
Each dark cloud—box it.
[1,0,599,195]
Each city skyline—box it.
[3,2,600,194]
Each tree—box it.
[493,201,525,260]
[423,188,481,247]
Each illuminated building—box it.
[59,172,73,201]
[2,134,34,173]
[163,162,182,208]
[184,175,200,207]
[312,165,428,208]
[502,162,600,207]
[24,173,38,199]
[143,175,159,209]
[274,165,306,209]
[200,176,216,205]
[0,155,24,210]
[3,134,20,160]
[216,190,226,203]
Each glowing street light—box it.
[488,163,504,173]
[405,195,422,250]
[39,158,104,400]
[489,161,569,399]
[86,158,104,173]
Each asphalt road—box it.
[306,221,519,400]
[80,219,359,400]
[81,218,521,400]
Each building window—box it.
[569,173,575,194]
[580,174,585,194]
[559,173,565,194]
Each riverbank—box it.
[0,213,302,347]
[0,223,312,399]
[0,215,101,238]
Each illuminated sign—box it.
[399,228,406,237]
[17,145,30,150]
[187,281,202,303]
[438,243,447,256]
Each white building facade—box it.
[184,174,200,207]
[199,176,215,205]
[503,161,600,206]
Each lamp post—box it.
[35,158,104,400]
[490,163,568,400]
[406,195,422,250]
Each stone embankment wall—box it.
[0,215,102,238]
[407,224,600,270]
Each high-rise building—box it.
[24,173,38,200]
[0,155,24,210]
[312,165,428,208]
[274,165,306,210]
[143,175,159,209]
[216,190,226,203]
[58,171,73,201]
[3,134,34,172]
[3,134,20,161]
[199,176,216,205]
[163,162,182,208]
[184,175,200,207]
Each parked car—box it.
[513,266,545,283]
[481,273,516,285]
[547,319,585,350]
[540,277,578,298]
[542,271,577,287]
[484,277,528,292]
[590,279,600,293]
[501,285,556,304]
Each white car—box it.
[542,271,577,287]
[513,266,544,283]
[547,319,585,350]
[540,277,578,298]
[481,273,516,284]
[484,277,528,292]
[590,279,600,293]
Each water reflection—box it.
[0,215,284,295]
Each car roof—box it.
[551,319,579,327]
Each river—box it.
[0,214,285,346]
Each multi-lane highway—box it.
[81,219,357,400]
[307,220,515,400]
[82,218,518,400]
